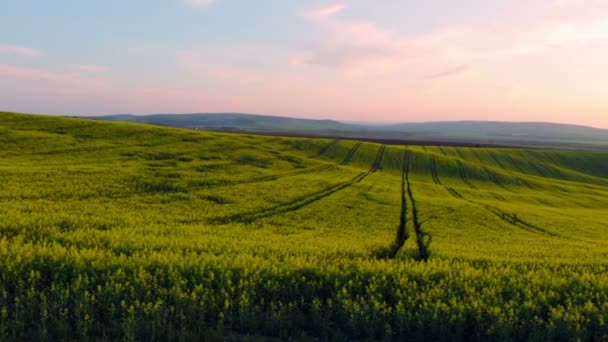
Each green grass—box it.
[1,111,608,340]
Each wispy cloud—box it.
[66,64,109,72]
[311,4,346,19]
[426,64,470,79]
[298,0,608,78]
[0,45,44,57]
[184,0,215,8]
[299,13,438,76]
[0,64,106,90]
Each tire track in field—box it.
[432,163,562,239]
[192,164,335,189]
[499,154,534,189]
[340,142,362,165]
[503,154,527,174]
[524,157,549,178]
[212,145,386,224]
[488,152,508,171]
[430,155,442,185]
[405,150,431,261]
[483,167,513,192]
[456,160,477,189]
[454,148,467,160]
[380,150,409,259]
[194,141,362,189]
[309,139,340,158]
[370,145,386,171]
[442,186,561,239]
[474,202,562,238]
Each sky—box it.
[1,0,608,127]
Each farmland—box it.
[1,112,608,340]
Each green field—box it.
[1,112,608,340]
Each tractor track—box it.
[310,140,340,158]
[340,142,362,165]
[456,160,477,189]
[212,145,386,224]
[476,202,561,238]
[404,150,431,261]
[483,167,513,192]
[434,170,561,239]
[488,153,508,171]
[371,145,386,171]
[192,164,335,189]
[382,150,410,259]
[503,154,528,175]
[430,155,442,185]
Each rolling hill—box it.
[94,112,608,151]
[1,111,608,340]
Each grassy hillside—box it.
[94,112,608,151]
[1,112,608,340]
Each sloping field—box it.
[1,112,608,340]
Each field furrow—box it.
[310,139,340,157]
[380,150,409,259]
[430,164,560,238]
[405,150,431,261]
[430,155,442,185]
[456,160,477,189]
[210,172,368,224]
[192,164,335,189]
[340,142,362,165]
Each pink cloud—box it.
[425,64,470,79]
[299,17,441,76]
[299,0,608,78]
[65,64,109,72]
[311,4,346,19]
[0,45,45,57]
[0,64,106,91]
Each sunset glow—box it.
[1,0,607,127]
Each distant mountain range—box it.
[93,113,608,151]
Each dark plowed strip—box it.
[456,160,477,189]
[310,140,340,158]
[438,147,447,156]
[430,156,442,185]
[340,142,362,165]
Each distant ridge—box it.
[92,113,608,151]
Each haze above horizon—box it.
[1,1,608,128]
